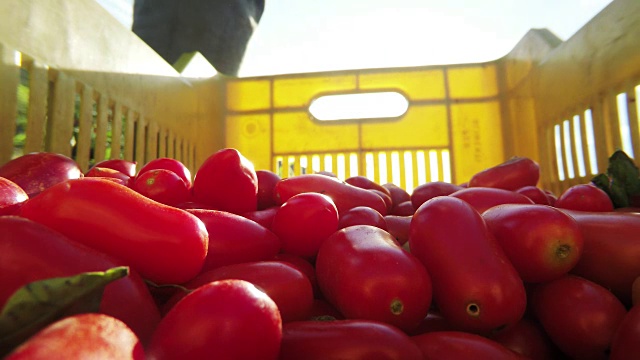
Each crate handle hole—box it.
[309,91,408,121]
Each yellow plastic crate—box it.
[1,0,639,195]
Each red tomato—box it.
[382,182,411,207]
[5,314,144,360]
[273,174,387,216]
[166,261,313,322]
[482,204,584,283]
[490,317,558,360]
[449,187,534,214]
[18,178,208,285]
[384,215,411,246]
[411,331,527,360]
[515,185,551,205]
[531,275,627,360]
[345,175,391,196]
[411,181,464,209]
[316,225,432,332]
[634,276,640,306]
[338,206,387,231]
[90,159,137,177]
[192,148,258,214]
[390,200,415,216]
[273,252,320,298]
[544,190,558,206]
[271,192,338,259]
[554,183,614,211]
[0,152,82,197]
[84,166,132,186]
[186,209,280,271]
[147,279,282,360]
[468,156,540,191]
[241,206,278,229]
[256,169,281,210]
[279,320,423,360]
[370,188,393,213]
[0,216,160,343]
[136,157,192,188]
[409,196,527,334]
[131,169,191,207]
[562,209,640,304]
[0,176,28,215]
[610,304,640,360]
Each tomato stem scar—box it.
[466,303,480,317]
[390,298,404,315]
[556,244,571,259]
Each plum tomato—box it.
[409,196,527,334]
[0,152,82,197]
[554,183,614,212]
[136,157,192,188]
[0,176,28,215]
[279,319,423,360]
[482,204,584,283]
[5,313,144,360]
[468,156,540,191]
[531,275,627,360]
[147,279,282,360]
[338,206,387,231]
[271,192,339,259]
[192,148,258,214]
[256,170,281,210]
[316,225,432,332]
[131,169,191,207]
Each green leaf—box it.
[607,150,640,196]
[0,266,129,356]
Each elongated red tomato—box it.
[555,183,614,212]
[271,192,338,259]
[338,206,387,230]
[482,204,584,283]
[411,331,527,360]
[0,176,28,215]
[449,187,534,214]
[384,215,411,245]
[411,181,464,209]
[0,152,83,197]
[19,178,208,285]
[610,304,640,360]
[90,159,137,177]
[147,279,282,360]
[409,196,527,334]
[5,313,144,360]
[382,182,411,207]
[273,174,387,216]
[192,148,258,214]
[166,261,314,322]
[0,216,160,343]
[187,208,281,271]
[315,225,432,332]
[531,275,627,360]
[562,209,640,304]
[468,156,540,191]
[279,320,423,360]
[136,157,192,188]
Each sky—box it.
[96,0,613,77]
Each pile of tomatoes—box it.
[0,148,639,359]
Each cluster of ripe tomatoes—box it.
[0,148,638,359]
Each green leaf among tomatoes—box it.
[0,266,129,356]
[591,150,640,208]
